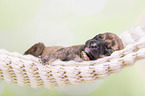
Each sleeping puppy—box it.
[24,33,124,64]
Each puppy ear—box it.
[93,34,104,40]
[24,42,45,57]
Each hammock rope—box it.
[0,26,145,88]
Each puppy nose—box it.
[89,40,101,48]
[90,42,97,48]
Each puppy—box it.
[24,33,124,64]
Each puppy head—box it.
[84,39,113,60]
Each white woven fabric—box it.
[0,26,145,88]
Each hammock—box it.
[0,26,145,89]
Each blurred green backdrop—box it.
[0,0,145,96]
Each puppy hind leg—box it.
[24,42,45,57]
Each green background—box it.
[0,0,145,96]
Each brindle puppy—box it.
[24,33,124,64]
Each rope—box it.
[0,26,145,88]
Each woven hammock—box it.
[0,26,145,89]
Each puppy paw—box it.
[81,51,90,61]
